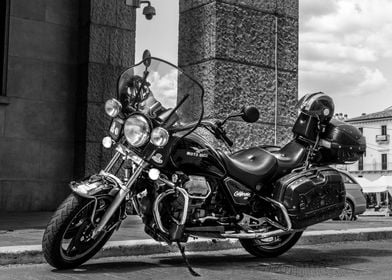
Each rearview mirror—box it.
[241,106,259,123]
[142,49,151,67]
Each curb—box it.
[1,227,392,266]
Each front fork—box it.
[91,146,149,238]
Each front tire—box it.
[240,231,303,258]
[42,193,117,269]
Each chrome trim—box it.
[157,176,176,188]
[103,150,122,173]
[153,187,189,234]
[131,197,141,216]
[264,197,292,230]
[92,161,148,238]
[193,216,219,223]
[116,143,144,166]
[99,171,127,191]
[153,190,174,233]
[222,229,298,239]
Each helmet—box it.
[297,92,334,124]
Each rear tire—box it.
[42,193,116,269]
[240,231,303,258]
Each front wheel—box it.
[42,193,118,269]
[240,231,303,258]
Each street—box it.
[1,239,392,280]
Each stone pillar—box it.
[178,0,298,149]
[75,0,136,177]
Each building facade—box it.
[345,107,392,180]
[1,0,298,212]
[0,0,136,211]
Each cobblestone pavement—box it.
[1,239,392,280]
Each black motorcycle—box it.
[42,52,366,273]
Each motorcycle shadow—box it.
[52,261,158,274]
[51,247,392,275]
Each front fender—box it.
[69,172,123,199]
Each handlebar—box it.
[201,120,233,147]
[220,130,233,147]
[169,119,234,147]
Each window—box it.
[1,0,10,96]
[340,173,355,184]
[381,125,387,136]
[381,154,387,170]
[358,155,363,170]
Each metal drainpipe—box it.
[274,14,278,146]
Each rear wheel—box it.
[240,231,303,258]
[42,193,118,269]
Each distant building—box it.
[345,107,392,180]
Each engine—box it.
[183,176,211,201]
[182,175,213,221]
[136,173,222,241]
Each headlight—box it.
[124,115,151,147]
[105,98,122,117]
[150,127,169,147]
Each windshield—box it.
[117,57,204,134]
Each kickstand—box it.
[176,241,201,277]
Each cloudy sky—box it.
[136,0,392,118]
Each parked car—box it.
[335,171,367,221]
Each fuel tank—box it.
[170,133,226,178]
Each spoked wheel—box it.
[42,193,119,269]
[240,231,303,258]
[338,199,354,221]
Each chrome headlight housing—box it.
[150,127,169,147]
[105,98,122,117]
[124,115,151,147]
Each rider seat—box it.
[218,147,278,188]
[270,140,308,177]
[218,140,307,188]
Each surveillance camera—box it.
[143,5,156,20]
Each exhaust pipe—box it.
[221,229,296,239]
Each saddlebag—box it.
[273,167,345,229]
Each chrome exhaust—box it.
[221,229,297,239]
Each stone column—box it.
[178,0,298,149]
[75,0,136,177]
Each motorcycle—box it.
[42,51,366,274]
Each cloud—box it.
[301,41,377,62]
[149,69,178,108]
[299,0,392,102]
[300,0,339,22]
[299,60,387,97]
[356,67,387,95]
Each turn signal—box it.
[104,98,122,117]
[102,136,113,148]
